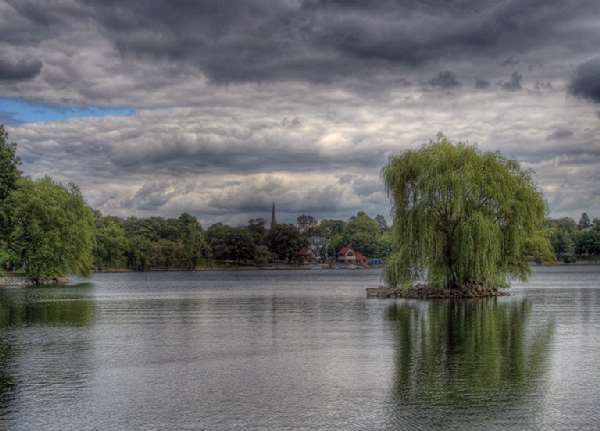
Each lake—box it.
[1,266,599,430]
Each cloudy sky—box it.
[1,0,599,225]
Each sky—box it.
[1,0,599,226]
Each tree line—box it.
[0,126,392,281]
[93,210,392,270]
[547,213,600,263]
[2,126,600,283]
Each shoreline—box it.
[367,285,511,299]
[3,262,599,288]
[0,275,31,288]
[95,264,383,273]
[0,275,69,288]
[96,260,600,272]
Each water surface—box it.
[1,266,599,430]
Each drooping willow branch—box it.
[382,135,553,289]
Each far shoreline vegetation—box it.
[1,126,600,287]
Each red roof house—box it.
[337,246,369,267]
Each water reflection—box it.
[0,285,96,421]
[0,284,96,328]
[0,333,15,415]
[2,268,598,430]
[385,298,555,428]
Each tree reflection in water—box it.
[0,285,96,418]
[0,285,95,328]
[0,331,14,413]
[385,298,554,429]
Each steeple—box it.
[271,201,277,229]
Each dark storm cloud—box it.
[498,72,522,91]
[0,57,42,81]
[60,0,599,85]
[475,79,491,89]
[547,129,574,141]
[206,180,358,215]
[569,58,600,103]
[308,0,586,66]
[534,80,553,91]
[103,132,387,176]
[3,0,600,221]
[501,57,520,67]
[429,71,461,89]
[0,0,598,102]
[0,0,84,45]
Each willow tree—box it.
[383,135,552,290]
[4,177,96,284]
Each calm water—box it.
[1,266,599,430]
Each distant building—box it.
[302,235,328,262]
[296,247,317,264]
[337,246,369,267]
[296,214,318,234]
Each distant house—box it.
[296,247,317,264]
[307,235,326,261]
[337,246,369,267]
[296,214,318,234]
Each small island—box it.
[366,284,510,299]
[371,135,553,299]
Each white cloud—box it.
[6,84,599,223]
[3,0,600,223]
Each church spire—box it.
[271,201,277,229]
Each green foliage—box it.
[0,248,8,275]
[576,224,600,256]
[548,218,578,263]
[0,126,20,204]
[546,215,600,262]
[253,245,271,266]
[268,224,307,263]
[126,234,153,271]
[315,213,391,260]
[206,223,258,264]
[341,211,383,257]
[318,219,346,238]
[5,178,95,283]
[523,225,556,264]
[93,213,207,270]
[0,126,21,247]
[95,216,129,269]
[247,218,267,243]
[547,215,600,261]
[378,230,393,258]
[375,214,388,231]
[549,217,578,234]
[383,135,550,289]
[178,213,206,269]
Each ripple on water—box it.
[0,267,599,430]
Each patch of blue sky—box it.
[0,97,134,124]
